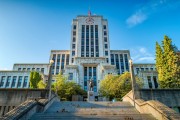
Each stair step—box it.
[30,101,156,120]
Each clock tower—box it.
[70,10,110,63]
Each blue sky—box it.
[0,0,180,70]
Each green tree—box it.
[155,36,180,88]
[99,72,143,100]
[30,71,42,88]
[52,73,86,101]
[37,80,46,89]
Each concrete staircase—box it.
[30,101,156,120]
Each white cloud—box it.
[126,0,179,27]
[130,47,155,63]
[126,11,147,27]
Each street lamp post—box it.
[46,59,54,100]
[129,59,136,107]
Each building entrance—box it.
[84,66,97,92]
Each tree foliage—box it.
[52,73,86,101]
[37,80,46,89]
[99,72,143,100]
[30,71,42,88]
[155,36,180,88]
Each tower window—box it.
[106,58,109,63]
[72,44,75,49]
[104,31,107,36]
[105,51,108,56]
[73,37,76,42]
[103,25,106,29]
[73,25,76,30]
[104,37,107,42]
[105,44,108,49]
[72,51,75,56]
[73,31,76,36]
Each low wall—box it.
[0,88,49,117]
[138,89,180,112]
[0,95,58,120]
[123,90,180,120]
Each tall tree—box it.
[155,36,180,88]
[37,80,46,89]
[30,71,42,88]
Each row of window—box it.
[0,76,28,88]
[136,67,155,74]
[111,54,129,74]
[18,68,45,73]
[51,54,69,75]
[81,25,99,57]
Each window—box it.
[32,68,35,71]
[103,25,106,29]
[6,76,11,88]
[18,68,21,71]
[66,54,69,65]
[73,31,76,36]
[106,58,109,63]
[153,76,158,88]
[105,51,108,56]
[0,76,6,87]
[104,37,107,42]
[105,44,108,49]
[68,73,73,80]
[23,76,28,88]
[145,68,149,71]
[150,68,154,71]
[104,31,107,36]
[73,25,76,30]
[17,76,22,88]
[136,68,140,74]
[73,37,76,42]
[23,68,26,71]
[72,44,75,49]
[27,68,30,71]
[72,58,74,63]
[11,76,17,88]
[111,54,114,65]
[141,68,144,71]
[72,51,75,56]
[124,54,129,71]
[41,68,44,73]
[120,54,124,73]
[147,76,152,88]
[36,68,40,71]
[61,54,65,70]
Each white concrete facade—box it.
[0,71,30,88]
[133,63,158,89]
[13,63,49,75]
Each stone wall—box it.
[0,88,48,117]
[139,89,180,106]
[123,90,180,120]
[137,89,180,113]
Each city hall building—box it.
[0,12,158,95]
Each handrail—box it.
[123,90,180,120]
[0,94,56,120]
